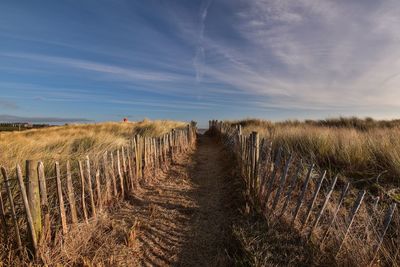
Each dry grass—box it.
[229,118,400,188]
[0,119,186,175]
[0,119,191,266]
[0,135,239,266]
[216,119,400,266]
[230,152,400,266]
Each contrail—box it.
[194,0,213,82]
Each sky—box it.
[1,0,400,127]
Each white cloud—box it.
[191,0,400,112]
[1,52,187,83]
[193,0,214,82]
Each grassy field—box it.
[220,118,400,266]
[0,119,186,175]
[228,117,400,188]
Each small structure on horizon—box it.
[123,118,128,122]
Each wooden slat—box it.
[66,161,78,225]
[153,138,157,170]
[110,152,118,197]
[308,174,338,240]
[1,167,22,252]
[369,203,397,266]
[95,168,102,210]
[302,170,327,229]
[102,152,111,202]
[0,187,8,238]
[335,190,366,257]
[26,160,42,241]
[271,154,293,211]
[143,137,148,168]
[291,163,314,225]
[279,161,302,217]
[121,146,127,176]
[16,164,38,255]
[320,182,350,245]
[55,162,68,235]
[136,137,141,173]
[127,149,134,191]
[38,162,50,242]
[258,141,273,203]
[85,156,96,217]
[117,150,124,198]
[249,133,255,195]
[253,132,260,194]
[264,147,283,207]
[78,161,88,223]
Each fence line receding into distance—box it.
[0,123,197,260]
[209,119,399,267]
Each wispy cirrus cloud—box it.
[1,0,400,124]
[185,0,400,112]
[193,0,214,82]
[1,52,188,83]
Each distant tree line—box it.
[0,122,51,132]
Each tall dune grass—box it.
[229,118,400,186]
[0,119,186,175]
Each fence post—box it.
[320,182,350,245]
[0,188,7,239]
[103,152,111,202]
[336,190,366,258]
[55,162,68,235]
[292,163,314,225]
[134,135,142,179]
[302,170,327,229]
[127,149,134,191]
[279,161,302,217]
[246,137,251,187]
[37,162,50,242]
[26,160,42,242]
[249,133,255,196]
[85,156,96,217]
[110,152,118,197]
[143,138,148,170]
[369,203,397,266]
[252,132,260,195]
[121,147,128,189]
[95,169,102,210]
[66,161,78,225]
[272,154,293,211]
[16,164,38,256]
[1,167,22,252]
[308,174,338,240]
[117,150,124,198]
[264,147,283,208]
[78,161,89,223]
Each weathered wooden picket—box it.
[209,120,399,266]
[0,123,197,259]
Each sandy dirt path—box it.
[84,134,236,266]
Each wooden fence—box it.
[209,120,399,266]
[0,123,197,259]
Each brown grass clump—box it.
[38,212,140,266]
[0,119,186,175]
[228,117,400,186]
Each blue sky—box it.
[1,0,400,127]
